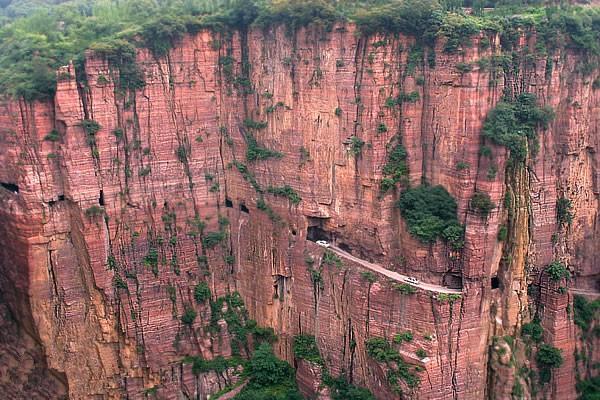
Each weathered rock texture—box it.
[0,23,597,399]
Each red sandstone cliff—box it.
[0,23,597,399]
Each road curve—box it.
[328,245,462,294]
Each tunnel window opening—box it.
[491,276,500,289]
[307,226,331,242]
[240,203,249,213]
[99,190,105,206]
[338,242,352,253]
[291,229,297,236]
[0,182,19,194]
[225,198,233,208]
[58,194,65,201]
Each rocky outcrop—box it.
[0,23,597,399]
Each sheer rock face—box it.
[0,24,597,399]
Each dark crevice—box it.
[0,182,19,193]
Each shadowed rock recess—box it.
[0,2,598,400]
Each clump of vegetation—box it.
[235,343,302,400]
[194,282,211,303]
[365,337,421,391]
[349,135,365,157]
[393,283,417,295]
[360,271,377,283]
[576,376,600,400]
[380,142,409,193]
[323,373,375,400]
[267,185,301,205]
[246,133,283,162]
[396,184,464,249]
[202,231,226,249]
[521,320,543,343]
[293,335,323,365]
[573,295,600,333]
[469,191,495,217]
[482,93,554,162]
[556,197,574,225]
[536,344,563,384]
[44,129,60,142]
[322,250,342,268]
[393,331,413,344]
[181,306,197,326]
[85,205,104,217]
[545,261,570,282]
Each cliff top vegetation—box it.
[0,0,598,101]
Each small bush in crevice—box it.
[469,191,495,218]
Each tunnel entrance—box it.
[0,182,19,194]
[491,276,500,289]
[307,226,331,242]
[443,273,463,290]
[225,198,233,208]
[240,203,249,213]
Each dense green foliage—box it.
[293,334,323,365]
[234,343,302,400]
[521,320,543,342]
[573,295,600,333]
[1,1,598,101]
[365,337,421,391]
[557,196,574,225]
[380,143,409,193]
[469,191,495,217]
[267,185,301,205]
[323,373,375,400]
[396,184,464,249]
[576,376,600,400]
[545,260,570,281]
[482,93,554,162]
[194,282,211,303]
[535,344,563,384]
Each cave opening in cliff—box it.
[225,198,233,208]
[307,226,331,242]
[443,273,463,289]
[491,276,500,289]
[0,182,19,194]
[99,190,105,206]
[240,203,249,213]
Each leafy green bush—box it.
[393,331,413,344]
[194,282,211,303]
[380,143,409,193]
[322,250,342,267]
[576,376,600,400]
[254,0,339,35]
[573,295,600,332]
[323,373,375,400]
[482,93,554,162]
[415,348,427,359]
[360,271,377,283]
[202,231,226,249]
[521,320,543,343]
[557,197,574,225]
[396,184,464,248]
[181,306,197,326]
[246,134,283,161]
[366,337,400,363]
[293,335,323,364]
[469,191,495,217]
[497,225,508,241]
[545,261,570,281]
[267,185,301,205]
[394,283,417,295]
[349,135,365,156]
[235,343,302,400]
[353,0,442,44]
[536,344,563,384]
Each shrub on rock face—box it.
[469,191,495,217]
[545,261,570,281]
[396,184,464,248]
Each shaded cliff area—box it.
[0,1,599,399]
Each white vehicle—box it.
[405,277,419,285]
[316,240,330,248]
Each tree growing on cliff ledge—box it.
[396,184,464,249]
